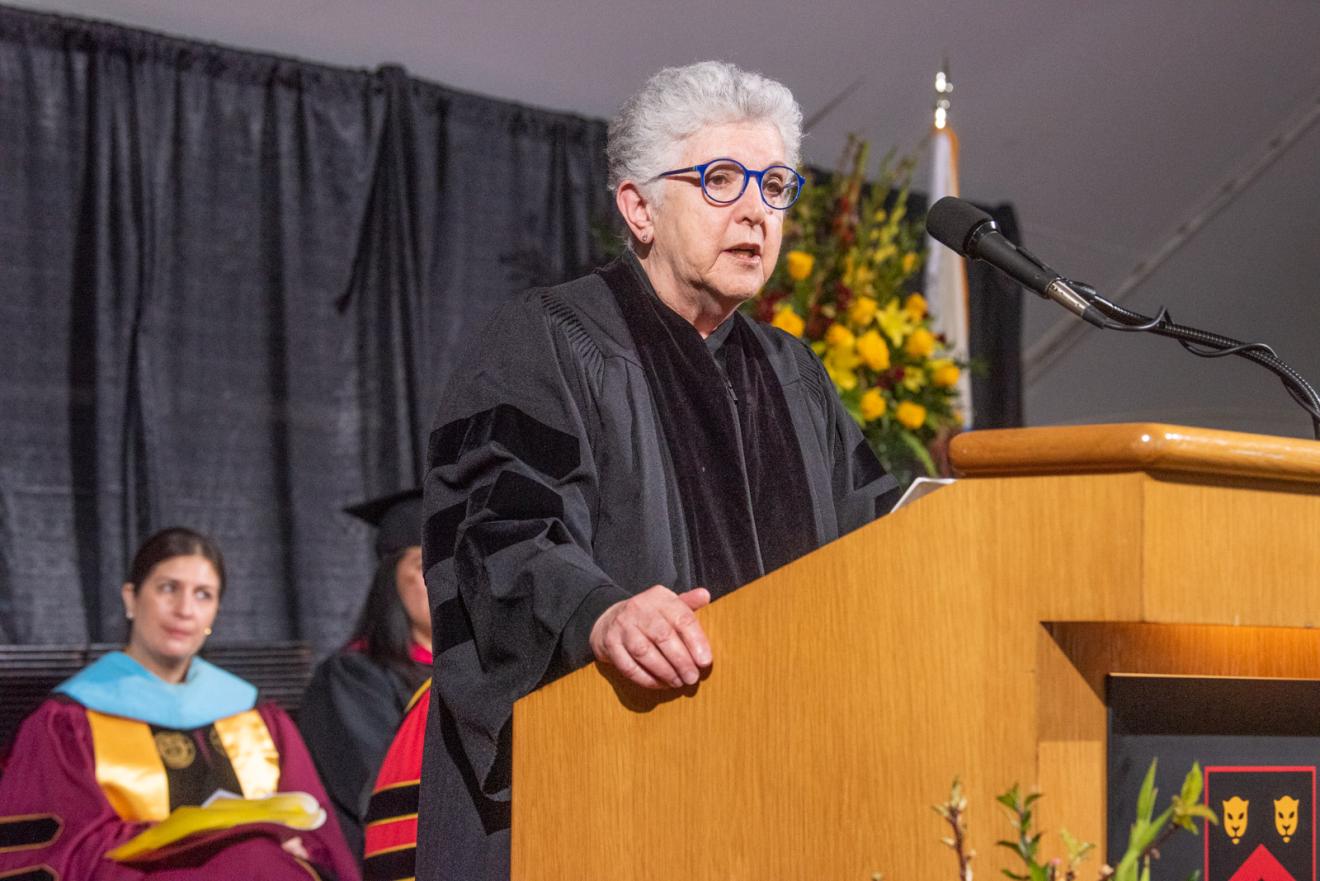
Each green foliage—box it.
[984,761,1217,881]
[995,784,1051,881]
[1111,761,1217,881]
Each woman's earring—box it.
[125,611,134,621]
[203,627,213,636]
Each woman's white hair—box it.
[607,60,803,200]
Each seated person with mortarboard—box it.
[0,527,359,880]
[299,490,432,861]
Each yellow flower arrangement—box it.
[748,135,965,481]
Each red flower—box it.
[805,303,828,340]
[834,282,854,314]
[755,290,787,323]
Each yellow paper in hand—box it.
[105,791,325,861]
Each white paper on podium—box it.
[890,476,956,512]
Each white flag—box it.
[923,125,973,427]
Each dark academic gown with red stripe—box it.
[416,253,899,881]
[361,680,430,881]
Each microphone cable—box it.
[1012,243,1320,438]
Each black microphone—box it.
[926,196,1106,327]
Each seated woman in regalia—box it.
[0,527,360,880]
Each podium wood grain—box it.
[511,424,1320,880]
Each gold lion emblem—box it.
[1223,796,1249,844]
[154,731,197,770]
[1275,795,1300,842]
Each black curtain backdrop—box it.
[901,189,1024,430]
[0,5,1019,653]
[968,202,1024,429]
[0,5,612,651]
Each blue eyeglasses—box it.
[654,158,805,210]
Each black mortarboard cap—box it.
[344,488,423,559]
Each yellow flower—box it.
[931,360,961,388]
[771,306,804,338]
[825,323,855,351]
[902,369,927,393]
[785,250,815,281]
[860,388,887,421]
[855,330,890,372]
[823,343,860,392]
[847,295,878,328]
[896,401,927,430]
[905,292,928,318]
[905,327,936,359]
[876,299,915,347]
[902,252,919,275]
[827,366,859,391]
[843,257,875,295]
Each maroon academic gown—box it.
[0,698,361,880]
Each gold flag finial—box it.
[934,59,953,130]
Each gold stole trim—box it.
[211,710,280,798]
[86,711,170,822]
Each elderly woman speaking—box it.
[415,61,898,881]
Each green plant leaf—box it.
[1059,828,1095,866]
[898,429,937,475]
[1179,763,1204,805]
[1135,759,1159,824]
[1173,803,1218,832]
[1131,806,1175,854]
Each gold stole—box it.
[86,709,281,821]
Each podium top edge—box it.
[949,422,1320,484]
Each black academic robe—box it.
[416,254,898,881]
[298,650,421,860]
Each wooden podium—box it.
[510,424,1320,880]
